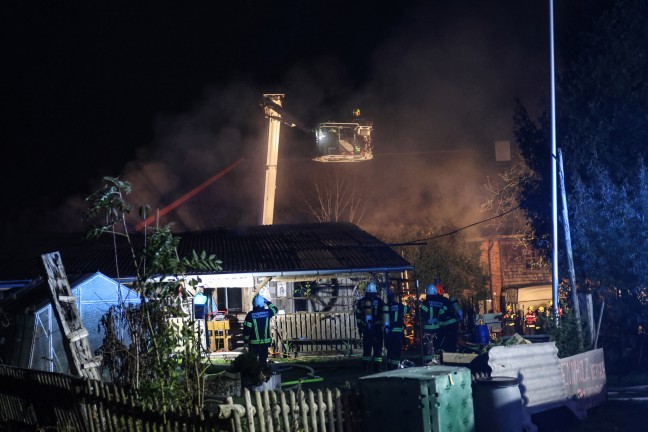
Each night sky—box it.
[3,1,570,240]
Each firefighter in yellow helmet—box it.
[536,305,547,333]
[352,108,361,118]
[502,304,516,336]
[524,306,537,335]
[548,299,563,317]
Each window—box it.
[216,287,243,313]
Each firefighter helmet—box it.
[506,304,513,311]
[426,284,437,296]
[253,294,265,308]
[538,306,545,313]
[435,283,445,296]
[352,108,361,117]
[527,306,534,312]
[366,282,377,293]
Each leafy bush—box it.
[544,310,588,358]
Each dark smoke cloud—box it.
[53,1,549,240]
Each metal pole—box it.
[558,149,582,347]
[595,301,605,349]
[549,0,559,318]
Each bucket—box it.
[473,376,523,432]
[474,324,490,345]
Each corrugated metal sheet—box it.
[0,222,412,281]
[487,342,569,414]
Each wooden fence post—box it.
[244,389,256,432]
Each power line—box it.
[389,205,521,247]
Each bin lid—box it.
[475,376,518,387]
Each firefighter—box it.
[548,300,563,317]
[355,282,385,373]
[524,306,537,335]
[502,304,516,336]
[419,283,447,364]
[536,305,547,333]
[382,288,408,370]
[243,294,278,369]
[439,291,462,353]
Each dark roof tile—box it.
[0,223,412,280]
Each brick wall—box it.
[480,237,551,313]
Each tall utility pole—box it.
[549,0,559,318]
[260,94,284,225]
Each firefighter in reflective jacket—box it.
[524,306,537,335]
[382,289,408,370]
[419,284,447,364]
[502,304,516,336]
[243,294,278,368]
[536,306,547,333]
[439,292,462,353]
[355,282,385,373]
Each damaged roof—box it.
[0,222,412,281]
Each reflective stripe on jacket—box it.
[243,301,278,344]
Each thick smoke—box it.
[55,1,549,240]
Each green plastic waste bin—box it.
[359,365,474,432]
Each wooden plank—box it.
[441,352,478,365]
[317,390,326,432]
[308,390,317,432]
[244,389,256,432]
[255,390,266,432]
[334,389,342,432]
[279,391,290,432]
[326,389,335,432]
[299,390,309,432]
[290,390,300,432]
[322,314,329,341]
[311,314,319,342]
[263,389,274,432]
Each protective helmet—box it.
[548,300,553,306]
[538,306,545,313]
[352,108,361,117]
[527,306,533,312]
[426,284,437,296]
[366,282,377,293]
[506,304,513,311]
[435,283,445,296]
[253,294,265,308]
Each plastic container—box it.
[473,376,523,432]
[359,366,474,432]
[474,324,490,345]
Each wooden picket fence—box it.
[0,364,361,431]
[221,386,362,432]
[272,312,360,356]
